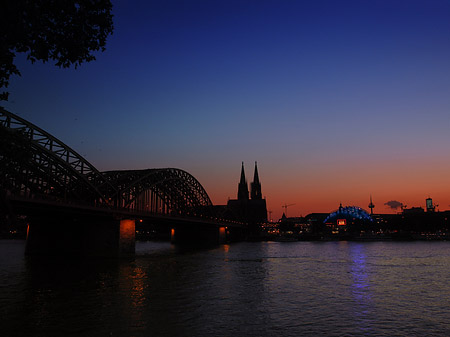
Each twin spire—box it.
[238,162,262,200]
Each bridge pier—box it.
[170,225,228,246]
[25,215,135,258]
[118,219,136,256]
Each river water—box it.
[0,240,449,336]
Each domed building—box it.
[324,204,373,235]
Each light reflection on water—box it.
[0,240,450,336]
[349,243,373,334]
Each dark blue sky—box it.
[4,0,450,217]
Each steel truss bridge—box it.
[0,108,235,227]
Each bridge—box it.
[0,107,244,256]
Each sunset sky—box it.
[3,0,450,220]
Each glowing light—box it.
[324,206,373,224]
[338,219,347,226]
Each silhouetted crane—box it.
[282,203,295,218]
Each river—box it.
[0,240,449,336]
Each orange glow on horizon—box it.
[202,156,450,221]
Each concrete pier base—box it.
[25,215,135,258]
[219,226,227,244]
[119,219,136,257]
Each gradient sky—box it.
[3,0,450,220]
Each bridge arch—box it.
[1,108,214,218]
[102,168,214,217]
[0,108,117,205]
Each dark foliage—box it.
[0,0,113,100]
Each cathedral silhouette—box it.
[227,162,267,224]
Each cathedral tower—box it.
[237,162,249,200]
[251,161,262,200]
[228,162,267,224]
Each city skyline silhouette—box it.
[2,3,450,337]
[3,0,450,219]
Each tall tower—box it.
[237,162,249,200]
[426,197,435,212]
[251,162,262,200]
[368,195,375,215]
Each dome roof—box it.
[324,205,373,223]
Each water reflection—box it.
[118,263,149,334]
[21,256,123,336]
[349,243,373,334]
[1,240,450,336]
[112,242,273,336]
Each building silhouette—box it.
[226,162,267,224]
[250,162,262,200]
[237,162,249,200]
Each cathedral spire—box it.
[238,162,249,200]
[253,161,260,184]
[251,161,262,200]
[240,162,246,184]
